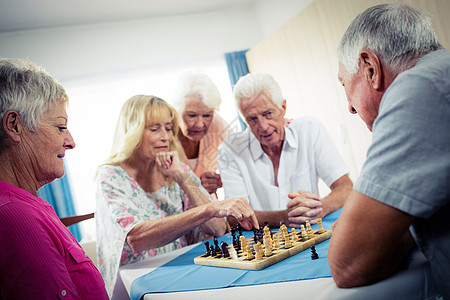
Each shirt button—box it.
[61,289,67,296]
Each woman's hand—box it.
[200,172,222,194]
[155,151,184,178]
[210,197,259,230]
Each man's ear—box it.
[2,111,23,142]
[281,99,287,117]
[359,49,382,90]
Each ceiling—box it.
[0,0,259,32]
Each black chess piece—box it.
[232,232,241,250]
[311,246,319,260]
[221,241,230,258]
[237,223,243,236]
[204,241,210,256]
[253,228,258,243]
[210,245,216,256]
[213,236,221,253]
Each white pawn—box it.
[317,218,326,234]
[228,245,238,259]
[300,224,308,240]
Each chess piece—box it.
[214,236,221,253]
[246,245,254,260]
[254,243,263,260]
[239,235,247,253]
[311,246,319,260]
[306,221,314,239]
[273,235,280,249]
[317,218,326,234]
[300,224,308,240]
[284,235,293,248]
[233,231,240,250]
[256,242,264,257]
[228,245,238,259]
[291,228,299,241]
[210,245,216,256]
[221,241,230,258]
[204,241,211,256]
[263,236,272,255]
[280,224,287,240]
[237,223,243,236]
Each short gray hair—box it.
[233,73,283,112]
[0,58,68,133]
[337,2,442,75]
[170,69,222,112]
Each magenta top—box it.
[0,180,108,299]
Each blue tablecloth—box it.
[131,209,341,300]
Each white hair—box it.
[233,73,283,112]
[337,2,442,75]
[170,69,222,112]
[0,58,68,149]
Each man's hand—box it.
[286,190,323,227]
[200,172,223,194]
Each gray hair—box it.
[0,58,68,134]
[337,2,442,75]
[170,69,222,112]
[233,73,283,112]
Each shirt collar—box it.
[249,125,298,160]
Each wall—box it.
[0,0,316,240]
[246,0,450,188]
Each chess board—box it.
[194,227,332,270]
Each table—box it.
[115,240,439,300]
[114,208,440,300]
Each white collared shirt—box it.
[218,117,349,211]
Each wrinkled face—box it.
[136,109,173,161]
[338,62,380,132]
[240,92,286,151]
[180,94,214,141]
[22,100,76,184]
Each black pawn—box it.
[311,246,319,260]
[210,245,216,256]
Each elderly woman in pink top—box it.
[170,70,232,195]
[0,58,108,299]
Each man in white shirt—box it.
[218,73,352,227]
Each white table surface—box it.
[113,243,440,300]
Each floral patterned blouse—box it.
[96,163,212,297]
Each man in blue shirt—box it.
[328,3,450,299]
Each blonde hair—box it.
[102,95,184,167]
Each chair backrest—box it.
[80,240,98,268]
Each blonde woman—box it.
[95,95,258,297]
